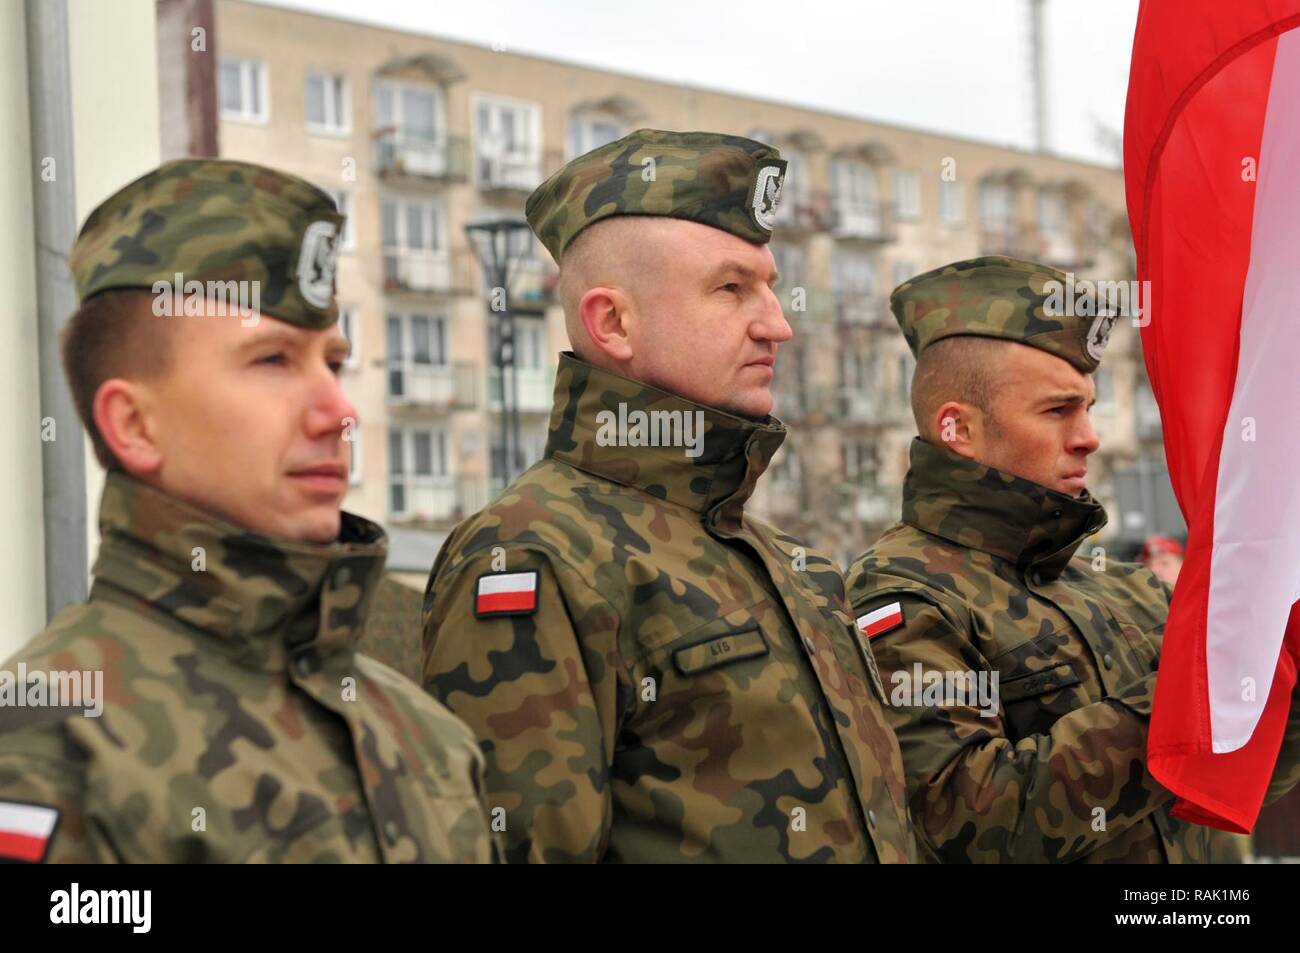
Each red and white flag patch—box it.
[474,571,540,618]
[0,801,59,863]
[857,602,904,640]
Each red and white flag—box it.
[1125,0,1300,831]
[0,801,59,863]
[857,602,904,640]
[474,571,539,617]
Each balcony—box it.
[374,130,470,183]
[488,365,556,413]
[387,361,477,409]
[772,191,828,234]
[829,199,895,243]
[979,222,1044,259]
[382,247,473,296]
[476,151,544,194]
[833,291,889,327]
[389,473,457,522]
[508,258,559,313]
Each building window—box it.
[306,72,350,135]
[381,197,444,251]
[567,113,623,158]
[938,179,965,225]
[219,57,268,123]
[771,243,806,292]
[978,182,1014,232]
[339,306,359,368]
[323,188,355,251]
[1038,190,1067,235]
[842,441,878,483]
[488,318,544,370]
[386,312,449,398]
[1095,365,1115,411]
[894,170,921,221]
[831,159,878,207]
[833,251,877,296]
[347,425,362,486]
[388,426,449,516]
[473,95,542,188]
[374,80,443,142]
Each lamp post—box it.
[465,218,534,489]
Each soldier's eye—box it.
[257,353,287,367]
[328,361,344,375]
[719,282,741,294]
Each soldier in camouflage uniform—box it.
[0,159,496,863]
[847,256,1300,863]
[422,129,916,863]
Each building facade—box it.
[207,0,1160,568]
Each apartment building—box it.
[201,0,1161,567]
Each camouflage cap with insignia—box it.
[890,256,1118,373]
[525,128,787,263]
[69,158,343,329]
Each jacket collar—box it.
[901,437,1107,579]
[544,352,786,528]
[89,471,388,670]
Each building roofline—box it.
[236,0,1122,174]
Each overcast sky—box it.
[255,0,1139,166]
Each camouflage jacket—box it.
[0,473,497,863]
[848,438,1300,863]
[422,352,916,863]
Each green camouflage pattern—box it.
[847,437,1300,863]
[422,351,916,863]
[891,256,1116,373]
[526,128,787,263]
[69,158,342,328]
[0,473,497,863]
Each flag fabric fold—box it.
[1124,0,1300,832]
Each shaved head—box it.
[556,216,673,359]
[910,335,1011,441]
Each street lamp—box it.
[465,217,534,489]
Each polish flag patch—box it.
[474,571,540,618]
[857,602,904,640]
[0,801,60,863]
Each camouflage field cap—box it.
[69,158,344,328]
[525,128,787,262]
[890,256,1118,373]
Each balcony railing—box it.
[387,360,477,409]
[979,222,1044,259]
[382,247,473,296]
[388,473,457,522]
[476,151,544,192]
[373,129,470,182]
[487,365,555,413]
[772,191,828,233]
[829,199,895,242]
[833,291,889,327]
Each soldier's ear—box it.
[93,378,164,477]
[578,285,634,364]
[933,401,978,458]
